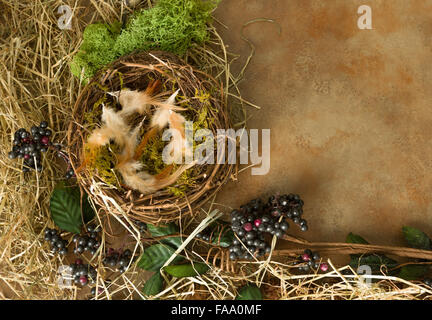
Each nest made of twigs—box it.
[68,51,234,224]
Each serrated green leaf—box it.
[402,226,432,250]
[163,263,209,278]
[142,272,164,296]
[50,186,83,234]
[349,254,398,273]
[137,244,183,271]
[236,284,262,300]
[147,223,183,248]
[397,265,429,280]
[346,232,369,244]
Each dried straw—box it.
[0,0,430,300]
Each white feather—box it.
[150,89,180,129]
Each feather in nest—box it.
[166,108,193,163]
[82,83,197,194]
[108,80,184,118]
[134,89,193,163]
[116,119,196,195]
[150,88,181,129]
[82,103,195,195]
[81,105,131,169]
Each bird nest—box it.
[68,51,233,224]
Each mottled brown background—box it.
[214,0,432,247]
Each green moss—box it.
[70,0,219,82]
[135,89,214,196]
[193,91,210,131]
[139,131,167,175]
[115,0,218,56]
[83,73,122,129]
[85,143,122,188]
[70,22,121,83]
[83,96,105,130]
[167,168,197,196]
[137,131,195,196]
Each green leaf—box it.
[147,223,183,248]
[142,272,164,296]
[236,284,262,300]
[397,265,429,280]
[147,223,178,236]
[349,254,398,273]
[346,232,369,244]
[70,187,95,223]
[346,232,398,273]
[163,263,209,278]
[402,226,432,250]
[50,186,83,234]
[137,244,183,272]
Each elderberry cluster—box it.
[103,248,133,273]
[268,194,308,231]
[91,287,104,296]
[8,121,52,173]
[229,208,273,260]
[69,259,97,286]
[228,194,307,260]
[196,229,212,242]
[65,168,75,179]
[297,249,328,273]
[195,223,232,246]
[72,225,101,255]
[132,219,147,234]
[44,228,68,255]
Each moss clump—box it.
[70,0,219,82]
[167,168,198,196]
[70,22,122,83]
[83,96,106,130]
[114,0,218,56]
[85,143,122,188]
[139,130,167,175]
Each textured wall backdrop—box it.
[215,0,432,246]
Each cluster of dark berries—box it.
[8,121,52,173]
[70,259,97,286]
[229,206,274,260]
[228,194,307,260]
[229,235,270,260]
[65,168,75,179]
[90,287,104,296]
[72,225,101,255]
[195,222,231,244]
[268,194,308,231]
[196,229,213,242]
[132,219,147,233]
[103,248,133,273]
[297,249,328,273]
[44,228,68,255]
